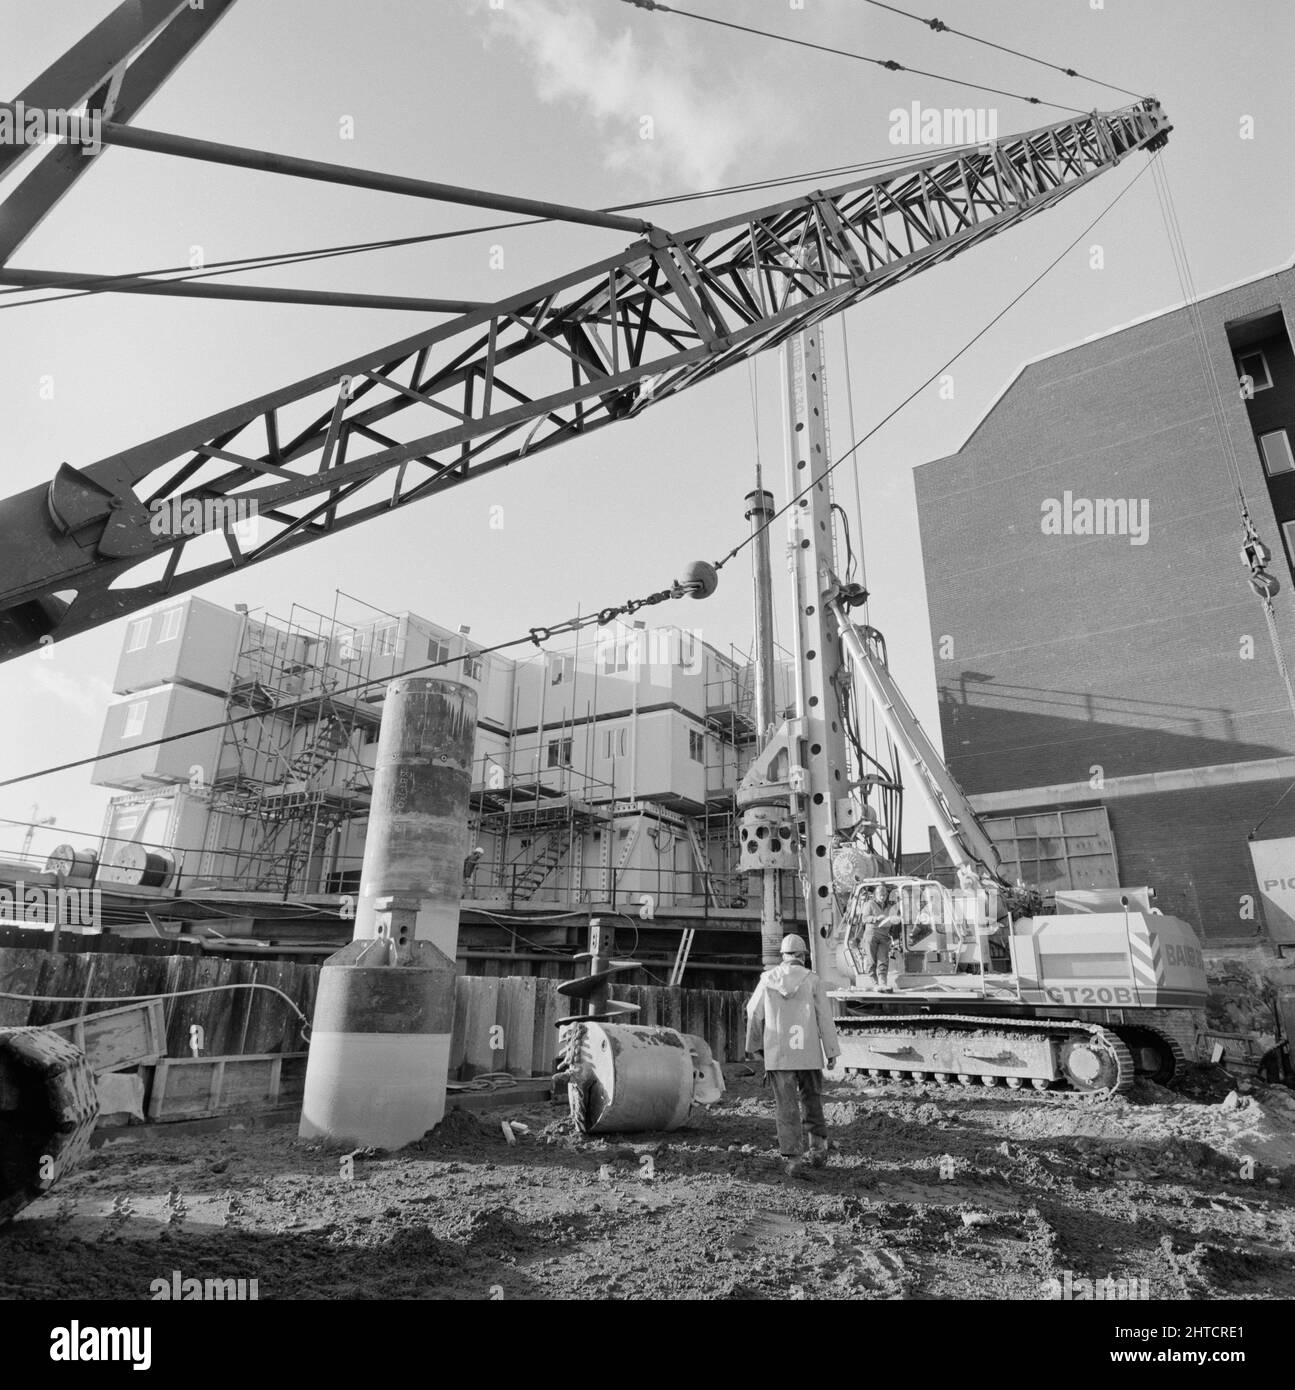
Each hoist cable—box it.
[711,156,1156,576]
[619,1,1089,114]
[859,0,1143,100]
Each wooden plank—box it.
[664,987,682,1035]
[25,953,61,1029]
[0,947,45,1026]
[492,976,516,1074]
[461,975,500,1079]
[162,953,193,1055]
[48,998,166,1073]
[206,958,237,1056]
[730,993,746,1062]
[254,960,287,1055]
[293,959,319,1037]
[100,954,141,1032]
[682,988,703,1045]
[449,978,469,1079]
[227,959,255,1057]
[702,991,718,1063]
[639,985,658,1029]
[191,957,227,1058]
[533,978,560,1075]
[132,953,170,1026]
[497,976,536,1077]
[147,1051,308,1121]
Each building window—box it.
[547,737,572,768]
[689,728,705,763]
[1282,522,1295,569]
[462,654,483,680]
[601,642,629,674]
[602,727,628,758]
[123,701,148,738]
[125,617,150,652]
[678,631,696,668]
[1237,349,1273,394]
[157,608,183,643]
[550,654,575,685]
[373,624,398,657]
[1259,429,1295,477]
[427,638,451,666]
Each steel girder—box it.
[0,100,1170,660]
[0,0,239,264]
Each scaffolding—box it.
[468,734,613,906]
[197,604,783,911]
[206,595,389,894]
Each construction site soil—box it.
[4,1065,1295,1301]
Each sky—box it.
[1,0,1292,867]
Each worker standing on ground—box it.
[746,934,840,1177]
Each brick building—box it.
[916,258,1295,943]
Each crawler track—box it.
[835,1013,1136,1100]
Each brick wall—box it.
[917,267,1295,798]
[1100,779,1295,938]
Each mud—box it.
[2,1065,1293,1301]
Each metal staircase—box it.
[509,829,564,902]
[281,714,349,784]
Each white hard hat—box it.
[780,933,808,956]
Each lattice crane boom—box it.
[0,100,1169,659]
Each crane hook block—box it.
[681,560,718,600]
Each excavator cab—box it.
[841,877,1007,987]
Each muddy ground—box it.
[3,1065,1294,1301]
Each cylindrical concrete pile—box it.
[300,678,476,1149]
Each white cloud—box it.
[484,0,781,190]
[30,665,114,724]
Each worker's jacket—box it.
[745,961,840,1070]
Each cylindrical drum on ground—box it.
[569,1023,696,1132]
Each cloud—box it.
[30,665,114,724]
[484,0,780,189]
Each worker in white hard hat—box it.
[745,932,841,1177]
[862,887,903,992]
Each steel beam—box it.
[0,266,481,314]
[95,121,652,235]
[0,0,189,182]
[0,0,239,264]
[0,101,1171,659]
[783,328,853,990]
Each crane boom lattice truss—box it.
[0,99,1169,660]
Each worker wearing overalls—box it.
[863,887,901,991]
[746,934,841,1176]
